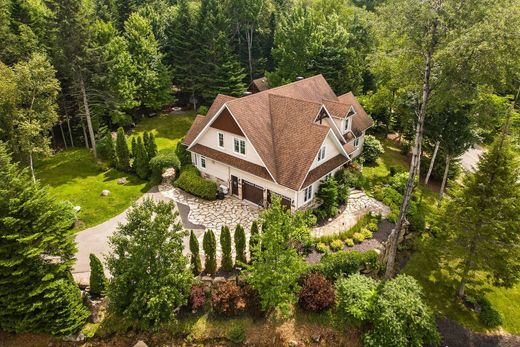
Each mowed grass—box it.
[35,148,150,230]
[130,111,196,150]
[403,245,520,334]
[34,112,196,230]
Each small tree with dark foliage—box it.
[89,254,107,298]
[189,230,202,275]
[116,127,130,171]
[249,221,259,261]
[211,281,245,317]
[203,229,217,275]
[220,226,233,271]
[298,272,335,312]
[189,284,206,311]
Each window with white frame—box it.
[344,117,352,133]
[218,132,224,148]
[353,137,360,147]
[303,185,313,202]
[200,156,206,168]
[317,146,326,161]
[234,138,246,155]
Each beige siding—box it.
[347,131,366,159]
[296,166,341,209]
[309,132,342,171]
[197,127,264,166]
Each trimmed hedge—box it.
[174,165,217,200]
[150,148,180,182]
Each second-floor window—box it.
[344,117,352,133]
[234,138,246,155]
[354,137,360,147]
[218,132,224,148]
[317,146,326,162]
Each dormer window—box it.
[347,106,356,117]
[317,146,326,162]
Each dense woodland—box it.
[1,0,520,343]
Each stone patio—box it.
[312,189,391,238]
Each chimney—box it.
[296,76,304,81]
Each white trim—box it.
[217,132,224,148]
[303,185,313,203]
[233,137,246,156]
[317,146,326,162]
[200,155,206,169]
[320,105,344,140]
[353,137,360,147]
[298,129,351,191]
[188,104,278,183]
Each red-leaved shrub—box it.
[298,272,335,312]
[211,281,245,317]
[189,284,206,311]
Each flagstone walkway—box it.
[312,189,391,238]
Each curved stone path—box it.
[312,189,391,238]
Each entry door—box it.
[231,175,239,196]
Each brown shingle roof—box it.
[249,77,269,92]
[338,92,373,136]
[190,144,272,181]
[183,94,236,146]
[343,143,356,154]
[185,75,370,191]
[302,155,348,188]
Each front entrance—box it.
[231,175,239,196]
[242,180,264,206]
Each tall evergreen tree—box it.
[189,230,202,275]
[106,131,117,167]
[134,136,149,179]
[203,229,217,275]
[249,220,259,261]
[115,127,130,171]
[234,224,247,264]
[435,131,520,298]
[146,132,158,159]
[220,225,233,271]
[124,12,171,110]
[89,253,107,298]
[0,142,89,335]
[131,136,137,158]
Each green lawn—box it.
[35,148,150,230]
[35,112,196,230]
[130,111,196,150]
[403,244,520,334]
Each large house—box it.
[183,75,373,211]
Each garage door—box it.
[267,190,292,210]
[242,180,264,206]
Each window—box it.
[218,132,224,148]
[234,138,246,155]
[200,156,206,168]
[303,185,313,202]
[344,117,352,133]
[317,146,326,162]
[353,137,360,147]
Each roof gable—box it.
[210,107,244,136]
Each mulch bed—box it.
[433,317,520,347]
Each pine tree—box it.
[134,136,149,179]
[116,127,130,171]
[203,229,217,275]
[146,132,158,160]
[0,143,89,335]
[435,132,520,298]
[106,132,117,167]
[89,253,107,298]
[131,136,137,158]
[220,226,233,271]
[189,230,202,275]
[143,131,150,159]
[234,224,247,264]
[249,221,259,261]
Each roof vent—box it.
[296,76,304,81]
[243,91,252,96]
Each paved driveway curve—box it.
[72,186,174,284]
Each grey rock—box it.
[101,189,110,196]
[62,333,85,342]
[117,177,128,185]
[288,340,299,347]
[73,205,81,212]
[311,334,321,343]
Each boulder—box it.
[117,177,128,185]
[63,333,85,342]
[101,190,110,196]
[73,205,81,212]
[133,340,148,347]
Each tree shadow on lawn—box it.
[131,114,195,144]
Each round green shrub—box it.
[149,148,180,181]
[361,228,373,239]
[353,232,365,244]
[362,135,384,164]
[228,323,246,343]
[345,238,354,247]
[367,222,379,232]
[478,298,503,328]
[330,239,344,252]
[316,242,329,253]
